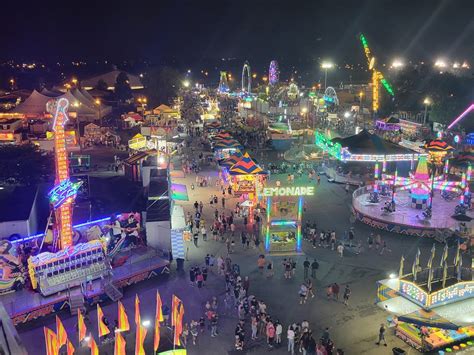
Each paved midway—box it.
[17,141,469,354]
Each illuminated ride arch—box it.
[242,61,251,93]
[324,86,339,106]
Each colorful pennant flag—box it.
[156,291,164,322]
[173,302,185,347]
[90,337,99,355]
[171,295,183,327]
[97,304,110,337]
[56,316,68,349]
[118,301,130,331]
[135,294,141,326]
[135,324,147,355]
[44,327,58,355]
[67,340,75,355]
[114,332,126,355]
[77,310,87,343]
[154,292,163,352]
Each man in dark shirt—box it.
[311,259,319,278]
[303,258,310,279]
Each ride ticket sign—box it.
[261,186,315,197]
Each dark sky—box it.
[2,0,474,66]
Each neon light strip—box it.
[296,197,303,252]
[265,197,271,252]
[270,220,297,226]
[447,103,474,129]
[11,215,121,244]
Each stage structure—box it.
[261,186,314,253]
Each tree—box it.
[114,72,133,103]
[96,79,109,91]
[143,66,182,107]
[0,144,54,185]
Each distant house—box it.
[0,186,42,239]
[0,119,23,144]
[81,70,144,91]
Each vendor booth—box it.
[228,153,267,200]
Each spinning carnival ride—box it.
[269,60,280,86]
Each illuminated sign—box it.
[0,133,14,141]
[315,132,342,160]
[48,178,83,209]
[261,186,315,197]
[429,282,474,307]
[399,280,428,307]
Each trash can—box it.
[392,347,405,355]
[176,258,184,271]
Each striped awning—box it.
[229,152,267,175]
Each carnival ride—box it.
[376,246,474,353]
[218,71,230,93]
[323,87,339,106]
[358,33,395,112]
[242,61,251,93]
[269,60,280,86]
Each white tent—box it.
[81,70,144,90]
[13,89,111,119]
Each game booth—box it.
[213,138,243,160]
[227,152,268,201]
[261,186,314,253]
[376,246,474,353]
[0,98,169,327]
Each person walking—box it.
[299,283,308,304]
[193,229,199,247]
[345,183,349,194]
[332,283,340,301]
[337,243,344,257]
[222,196,226,208]
[303,258,310,279]
[311,259,319,278]
[201,225,207,242]
[251,316,258,340]
[343,285,351,306]
[287,325,295,354]
[210,313,219,337]
[266,321,275,348]
[275,320,283,345]
[376,324,387,346]
[306,279,315,299]
[190,320,199,345]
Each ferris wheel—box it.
[323,87,339,106]
[242,61,251,93]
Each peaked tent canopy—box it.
[229,152,267,175]
[214,139,243,150]
[219,153,243,167]
[331,129,416,155]
[13,89,111,119]
[423,139,455,152]
[81,70,144,90]
[212,132,233,141]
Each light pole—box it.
[321,62,334,90]
[138,97,147,119]
[73,101,82,152]
[423,97,431,125]
[95,99,102,126]
[359,91,364,126]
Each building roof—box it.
[12,89,111,118]
[146,199,170,222]
[229,152,266,175]
[0,186,37,222]
[81,70,144,90]
[332,129,415,155]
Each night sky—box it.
[2,0,474,66]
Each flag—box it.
[172,295,183,327]
[118,301,130,331]
[67,340,74,355]
[412,248,420,281]
[97,304,110,337]
[114,332,126,355]
[440,244,448,267]
[442,261,448,288]
[44,327,58,355]
[56,316,68,349]
[398,255,405,278]
[135,294,141,326]
[457,256,463,281]
[427,244,436,269]
[156,291,164,322]
[77,310,87,343]
[173,302,185,347]
[427,267,433,292]
[154,291,163,352]
[454,242,461,266]
[90,337,99,355]
[135,324,147,355]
